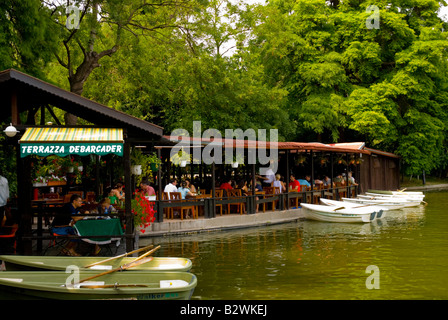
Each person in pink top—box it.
[140,180,156,196]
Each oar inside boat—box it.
[84,244,155,268]
[77,245,161,284]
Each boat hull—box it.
[367,189,423,196]
[363,192,425,201]
[0,270,197,300]
[341,197,420,209]
[301,203,378,223]
[0,256,192,272]
[320,198,389,214]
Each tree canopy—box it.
[2,0,448,176]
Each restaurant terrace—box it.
[0,69,401,255]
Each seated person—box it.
[51,194,86,256]
[323,175,332,187]
[110,183,125,200]
[289,174,301,191]
[237,179,249,196]
[272,174,285,193]
[140,179,156,197]
[185,179,197,193]
[97,198,116,216]
[164,179,178,198]
[220,178,233,191]
[177,181,195,199]
[348,172,356,185]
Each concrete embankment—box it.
[139,208,305,237]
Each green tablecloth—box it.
[74,218,123,245]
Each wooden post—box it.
[157,147,163,222]
[211,161,216,218]
[285,150,290,209]
[11,89,19,125]
[123,132,133,252]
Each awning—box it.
[19,127,124,158]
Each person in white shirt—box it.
[0,174,9,225]
[259,168,275,187]
[164,179,178,198]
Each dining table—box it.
[73,218,124,246]
[185,194,212,217]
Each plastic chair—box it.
[0,224,18,254]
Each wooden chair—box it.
[335,182,347,199]
[288,190,300,208]
[170,192,196,220]
[263,187,277,210]
[214,189,224,215]
[63,194,72,203]
[85,192,96,203]
[226,189,246,214]
[312,184,324,204]
[44,193,60,199]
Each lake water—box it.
[141,191,448,300]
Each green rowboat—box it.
[0,270,197,300]
[0,255,192,272]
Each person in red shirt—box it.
[220,177,233,190]
[289,174,301,191]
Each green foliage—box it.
[3,0,448,184]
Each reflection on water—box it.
[140,192,448,300]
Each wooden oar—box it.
[81,284,151,289]
[132,245,161,262]
[77,256,155,284]
[333,203,386,211]
[77,245,161,284]
[84,245,154,268]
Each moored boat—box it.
[367,189,423,196]
[319,198,389,216]
[341,197,421,209]
[0,255,192,272]
[301,203,380,223]
[0,270,197,300]
[364,192,425,201]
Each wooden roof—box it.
[0,69,164,139]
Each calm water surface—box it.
[141,191,448,300]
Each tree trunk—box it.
[65,50,112,125]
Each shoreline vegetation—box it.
[400,175,448,188]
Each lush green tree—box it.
[0,0,58,76]
[44,0,201,124]
[250,0,448,175]
[82,0,291,139]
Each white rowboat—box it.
[301,203,381,223]
[363,192,425,201]
[341,197,421,209]
[367,189,423,196]
[320,198,389,216]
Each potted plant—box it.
[295,154,307,166]
[131,148,146,175]
[317,155,329,166]
[335,155,347,166]
[131,192,156,233]
[146,152,162,172]
[231,154,245,168]
[170,149,191,167]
